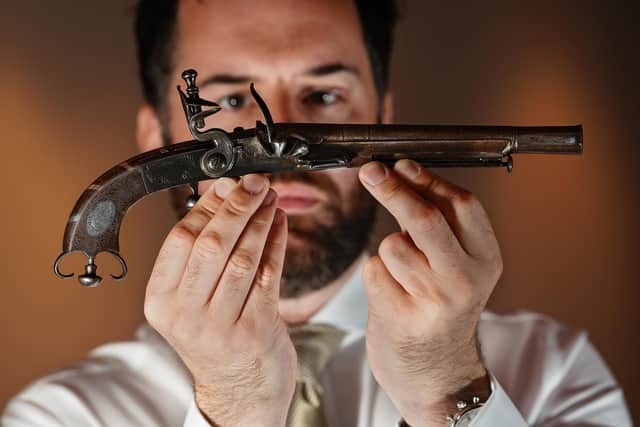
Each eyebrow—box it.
[197,62,361,89]
[304,62,360,77]
[198,73,253,88]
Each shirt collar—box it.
[309,255,368,333]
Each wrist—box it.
[196,403,287,427]
[400,369,491,427]
[195,385,288,427]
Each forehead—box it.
[174,0,369,77]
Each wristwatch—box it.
[397,396,485,427]
[446,396,484,427]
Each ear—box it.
[136,105,164,153]
[381,91,394,124]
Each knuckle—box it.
[180,261,203,293]
[380,179,404,202]
[430,285,452,308]
[250,213,273,230]
[489,253,504,279]
[223,195,252,218]
[147,265,171,289]
[165,304,207,343]
[143,299,161,328]
[236,316,258,338]
[170,223,197,247]
[166,310,191,341]
[227,249,257,278]
[416,205,443,234]
[363,257,383,288]
[197,192,219,217]
[451,189,481,213]
[379,232,407,259]
[195,230,226,259]
[474,245,503,280]
[254,261,279,290]
[144,298,173,335]
[456,281,476,307]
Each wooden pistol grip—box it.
[54,141,213,284]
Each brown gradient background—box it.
[1,0,639,422]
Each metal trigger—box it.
[502,155,514,172]
[185,182,200,210]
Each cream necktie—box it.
[286,323,346,427]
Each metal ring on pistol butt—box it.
[53,250,128,286]
[54,252,75,279]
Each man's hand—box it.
[359,160,503,427]
[144,175,296,427]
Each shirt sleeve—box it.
[472,326,633,426]
[183,399,214,427]
[2,383,90,427]
[393,375,527,427]
[2,398,61,426]
[395,315,633,427]
[469,374,527,426]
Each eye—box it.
[218,93,248,110]
[302,89,344,106]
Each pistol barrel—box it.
[514,126,582,154]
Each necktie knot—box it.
[286,323,345,427]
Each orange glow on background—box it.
[1,1,638,422]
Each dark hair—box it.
[134,0,397,113]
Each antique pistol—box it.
[54,69,582,287]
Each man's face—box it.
[155,0,387,297]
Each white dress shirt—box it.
[3,263,633,426]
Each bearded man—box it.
[3,1,632,426]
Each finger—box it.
[377,231,433,298]
[242,208,288,322]
[209,189,278,324]
[147,178,237,296]
[393,159,499,261]
[359,162,464,271]
[178,174,270,306]
[362,255,411,317]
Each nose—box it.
[253,82,294,124]
[263,96,293,124]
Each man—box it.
[2,1,632,426]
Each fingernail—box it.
[273,209,286,225]
[215,178,236,198]
[360,162,387,186]
[394,159,420,181]
[262,189,276,206]
[242,174,266,194]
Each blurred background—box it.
[1,0,638,422]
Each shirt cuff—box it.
[395,374,528,427]
[183,399,213,427]
[469,374,528,426]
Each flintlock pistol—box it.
[54,69,582,287]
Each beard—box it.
[169,171,377,299]
[273,172,377,298]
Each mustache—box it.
[269,171,339,199]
